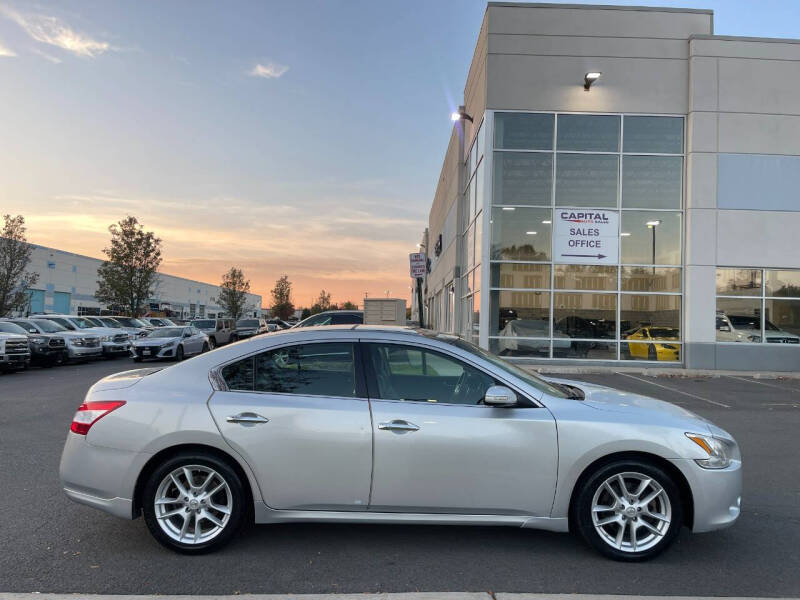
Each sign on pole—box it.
[553,209,619,264]
[409,253,426,278]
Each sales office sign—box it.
[553,210,619,265]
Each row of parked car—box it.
[0,310,366,373]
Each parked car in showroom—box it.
[60,326,740,560]
[131,326,209,362]
[31,315,130,358]
[0,329,31,372]
[141,317,177,328]
[623,327,681,361]
[715,312,800,344]
[235,318,267,339]
[191,318,237,349]
[292,310,363,328]
[0,319,67,367]
[10,317,103,362]
[84,316,148,339]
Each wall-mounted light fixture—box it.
[450,105,474,123]
[584,72,602,91]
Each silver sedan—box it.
[59,326,741,560]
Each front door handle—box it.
[378,419,420,432]
[226,412,270,424]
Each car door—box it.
[363,341,558,516]
[208,341,373,511]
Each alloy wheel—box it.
[153,465,232,545]
[590,471,672,553]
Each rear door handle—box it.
[226,412,270,424]
[378,419,420,432]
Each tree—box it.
[95,216,162,317]
[300,307,311,319]
[0,214,39,317]
[310,289,332,315]
[340,300,358,310]
[270,274,295,320]
[214,267,251,320]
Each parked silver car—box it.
[59,326,741,560]
[18,317,102,361]
[131,326,209,362]
[32,315,130,358]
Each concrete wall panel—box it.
[689,56,717,112]
[488,34,689,59]
[718,58,800,115]
[718,113,800,155]
[687,111,717,153]
[717,210,800,269]
[686,208,717,265]
[686,153,718,209]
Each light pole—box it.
[646,220,661,274]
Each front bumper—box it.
[102,341,131,356]
[60,431,150,520]
[66,345,103,359]
[131,343,178,360]
[669,457,742,532]
[0,352,30,369]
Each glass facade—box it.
[462,119,485,346]
[486,112,684,361]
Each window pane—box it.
[477,121,485,160]
[475,161,485,214]
[490,263,550,289]
[495,112,554,150]
[557,114,620,152]
[367,344,495,405]
[622,156,682,209]
[254,343,357,397]
[221,357,254,391]
[466,223,475,269]
[554,264,617,291]
[623,116,684,154]
[489,289,550,337]
[622,341,680,362]
[622,267,681,292]
[555,154,619,208]
[473,264,482,293]
[490,337,551,358]
[716,299,761,342]
[765,270,800,298]
[765,299,800,341]
[621,211,681,265]
[621,295,680,338]
[553,292,617,339]
[716,268,762,296]
[493,152,553,206]
[474,212,483,267]
[472,290,481,345]
[490,207,552,261]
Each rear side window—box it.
[332,313,362,325]
[219,343,358,398]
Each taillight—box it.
[70,401,126,435]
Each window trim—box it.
[211,340,368,399]
[359,340,539,409]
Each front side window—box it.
[365,343,495,405]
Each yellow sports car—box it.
[623,327,680,361]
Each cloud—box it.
[248,62,289,79]
[0,41,14,57]
[1,6,110,57]
[32,48,62,63]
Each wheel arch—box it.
[132,443,255,520]
[566,451,694,531]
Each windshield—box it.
[648,327,679,337]
[116,317,146,328]
[99,318,122,327]
[0,322,28,335]
[147,327,185,338]
[29,319,67,332]
[728,315,759,330]
[154,318,176,326]
[237,319,259,327]
[193,320,215,328]
[434,335,570,399]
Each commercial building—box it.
[421,2,800,371]
[15,243,262,319]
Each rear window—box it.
[193,320,215,328]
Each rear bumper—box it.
[669,458,742,532]
[63,487,134,520]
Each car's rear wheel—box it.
[574,460,683,561]
[142,452,246,554]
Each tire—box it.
[142,451,247,554]
[573,459,683,561]
[202,342,209,353]
[175,345,184,361]
[648,344,658,361]
[229,334,238,343]
[207,337,216,350]
[133,356,143,363]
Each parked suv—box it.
[0,330,30,372]
[190,318,237,349]
[84,316,148,339]
[32,315,130,358]
[0,319,67,366]
[235,318,267,339]
[716,312,800,344]
[292,310,364,328]
[140,317,177,328]
[11,317,102,361]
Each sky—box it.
[2,1,800,309]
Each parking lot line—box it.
[615,373,731,408]
[724,375,800,393]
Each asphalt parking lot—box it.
[1,358,799,596]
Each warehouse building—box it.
[421,2,800,371]
[16,243,262,319]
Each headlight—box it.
[686,432,740,469]
[30,337,46,344]
[70,338,84,347]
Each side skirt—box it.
[253,502,568,532]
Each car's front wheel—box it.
[142,452,246,554]
[574,460,683,561]
[207,337,216,350]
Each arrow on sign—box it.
[561,253,607,259]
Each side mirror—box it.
[183,331,192,338]
[484,385,517,407]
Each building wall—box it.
[20,244,262,318]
